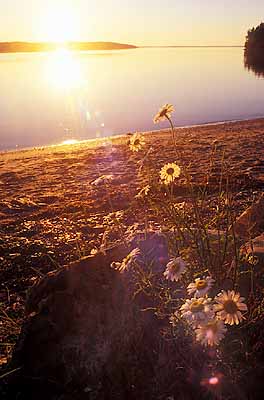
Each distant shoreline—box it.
[2,116,264,154]
[0,41,137,53]
[141,45,244,48]
[0,42,245,53]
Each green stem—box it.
[166,115,177,150]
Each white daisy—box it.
[153,104,174,123]
[180,297,213,326]
[195,319,227,347]
[214,290,248,325]
[163,257,187,282]
[160,162,181,185]
[129,132,145,152]
[187,276,214,297]
[111,248,141,273]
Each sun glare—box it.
[45,49,84,90]
[60,139,80,146]
[39,6,80,44]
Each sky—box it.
[0,0,263,46]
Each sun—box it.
[39,6,80,44]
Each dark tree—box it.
[244,22,264,77]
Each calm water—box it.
[0,47,264,151]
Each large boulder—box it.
[237,233,264,298]
[4,232,264,399]
[7,233,208,400]
[233,193,264,240]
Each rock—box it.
[130,231,169,273]
[241,233,264,266]
[8,233,208,400]
[237,233,264,298]
[233,193,264,240]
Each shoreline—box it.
[2,116,264,155]
[0,45,243,55]
[0,41,137,54]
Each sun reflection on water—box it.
[60,139,81,145]
[45,49,84,90]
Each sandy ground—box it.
[1,118,264,365]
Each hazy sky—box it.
[0,0,263,45]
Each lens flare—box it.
[209,376,219,385]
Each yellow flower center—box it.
[195,280,207,290]
[223,300,238,314]
[134,139,140,146]
[190,300,204,313]
[166,167,175,175]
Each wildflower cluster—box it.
[122,103,249,349]
[163,257,248,346]
[114,245,248,348]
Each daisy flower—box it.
[129,133,145,152]
[160,162,181,185]
[153,104,174,123]
[111,248,141,273]
[214,290,248,325]
[195,319,227,347]
[187,276,214,297]
[163,257,187,282]
[180,297,213,325]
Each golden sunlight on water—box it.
[45,49,84,90]
[59,139,81,145]
[1,47,264,150]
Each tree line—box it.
[244,22,264,77]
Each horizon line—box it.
[0,40,244,47]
